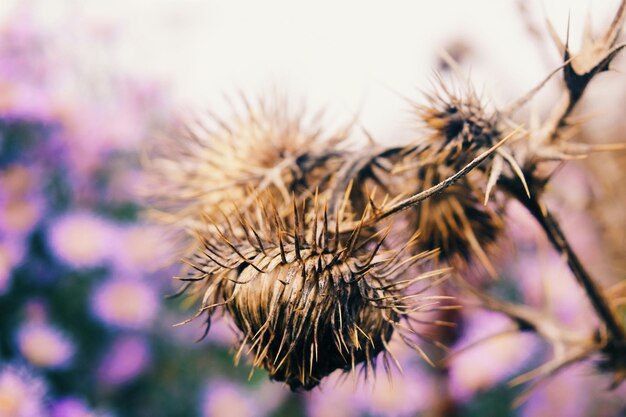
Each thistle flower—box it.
[419,81,500,162]
[417,78,528,202]
[175,195,447,391]
[396,80,525,273]
[409,162,504,274]
[144,93,349,231]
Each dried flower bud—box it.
[175,196,447,390]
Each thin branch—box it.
[338,127,522,233]
[503,177,626,346]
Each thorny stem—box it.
[543,0,626,144]
[504,178,626,346]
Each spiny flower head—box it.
[174,195,448,391]
[409,161,504,274]
[16,322,75,369]
[418,80,500,162]
[397,78,526,274]
[144,93,349,231]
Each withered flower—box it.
[417,78,528,203]
[396,79,523,274]
[175,195,448,390]
[410,162,503,275]
[143,93,349,230]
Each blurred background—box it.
[1,0,626,416]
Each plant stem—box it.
[337,127,522,234]
[508,180,626,345]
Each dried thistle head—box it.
[416,77,529,204]
[419,80,500,162]
[143,93,349,230]
[176,195,448,391]
[386,78,527,274]
[410,162,504,274]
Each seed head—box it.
[410,162,503,273]
[144,93,349,231]
[419,80,500,163]
[416,78,529,203]
[175,195,448,390]
[399,79,524,273]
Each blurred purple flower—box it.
[0,197,43,236]
[0,10,56,122]
[305,372,360,417]
[0,165,44,238]
[47,212,116,269]
[201,380,256,417]
[0,6,169,174]
[98,335,151,385]
[51,397,113,417]
[448,310,539,402]
[305,361,434,417]
[252,382,289,416]
[111,224,175,274]
[16,322,75,369]
[200,379,286,417]
[0,365,47,417]
[0,238,25,295]
[515,249,598,329]
[521,364,589,417]
[522,363,626,417]
[91,277,159,329]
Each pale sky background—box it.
[0,0,622,143]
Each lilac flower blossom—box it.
[17,322,75,369]
[51,397,113,417]
[47,212,116,269]
[91,277,159,329]
[98,335,151,385]
[200,380,257,417]
[448,310,539,402]
[0,365,47,417]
